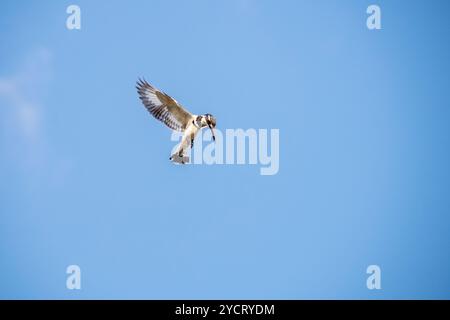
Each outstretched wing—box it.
[136,78,193,131]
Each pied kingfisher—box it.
[136,78,217,164]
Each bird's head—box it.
[204,114,216,141]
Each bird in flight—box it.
[136,78,217,164]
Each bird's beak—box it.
[208,124,216,142]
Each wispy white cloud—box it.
[0,48,53,168]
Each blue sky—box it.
[1,0,449,299]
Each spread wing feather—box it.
[136,79,193,131]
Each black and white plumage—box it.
[136,78,216,164]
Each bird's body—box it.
[136,79,216,163]
[174,115,200,160]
